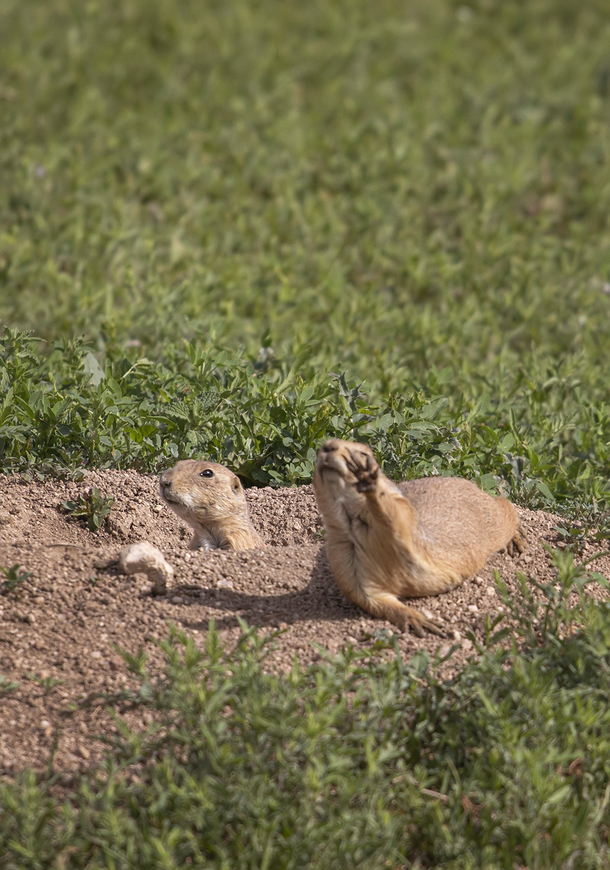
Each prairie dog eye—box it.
[200,469,214,478]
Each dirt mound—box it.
[0,469,608,778]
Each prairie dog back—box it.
[399,476,519,564]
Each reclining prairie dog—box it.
[159,459,263,551]
[313,439,527,637]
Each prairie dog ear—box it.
[232,474,243,494]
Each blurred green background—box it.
[0,0,609,497]
[2,0,610,369]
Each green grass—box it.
[1,0,610,382]
[2,551,610,869]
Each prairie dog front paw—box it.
[345,448,380,493]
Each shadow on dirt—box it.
[176,548,363,631]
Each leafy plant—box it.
[2,328,610,511]
[0,675,19,697]
[554,503,610,556]
[0,564,31,596]
[497,545,609,648]
[27,674,65,697]
[61,487,115,532]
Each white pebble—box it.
[118,542,174,594]
[467,604,479,613]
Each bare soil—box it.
[1,469,609,779]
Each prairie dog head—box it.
[159,459,260,550]
[313,439,384,527]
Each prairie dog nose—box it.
[321,440,339,453]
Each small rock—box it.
[170,596,184,605]
[153,505,163,513]
[461,638,473,651]
[184,553,191,562]
[33,639,46,650]
[118,541,174,594]
[467,604,479,613]
[25,613,36,625]
[451,629,461,641]
[439,644,451,658]
[485,586,496,597]
[346,635,358,644]
[421,607,434,620]
[217,579,233,589]
[33,596,45,605]
[77,744,90,760]
[90,651,102,659]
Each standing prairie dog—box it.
[159,460,264,551]
[313,439,527,636]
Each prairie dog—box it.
[159,460,263,551]
[313,439,526,636]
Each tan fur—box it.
[159,460,263,551]
[313,439,527,636]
